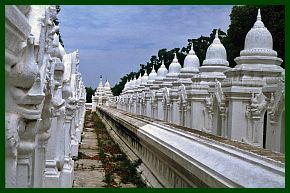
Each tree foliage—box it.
[85,87,95,103]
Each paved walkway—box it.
[73,114,106,188]
[73,112,139,188]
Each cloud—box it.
[58,5,232,87]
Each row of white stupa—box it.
[115,9,285,153]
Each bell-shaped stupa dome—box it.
[157,60,168,78]
[141,70,149,84]
[203,29,228,66]
[135,74,142,87]
[148,65,157,80]
[124,80,128,90]
[184,44,200,69]
[104,79,111,89]
[126,79,131,89]
[130,76,136,89]
[104,80,113,96]
[168,53,182,75]
[240,9,277,57]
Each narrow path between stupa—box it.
[73,111,146,188]
[72,111,106,188]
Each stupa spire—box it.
[98,75,103,87]
[144,69,148,76]
[156,60,168,78]
[213,29,221,44]
[253,8,264,28]
[188,43,195,55]
[161,60,165,67]
[183,42,199,69]
[257,8,261,21]
[215,29,219,39]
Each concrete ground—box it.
[73,126,106,188]
[73,112,138,188]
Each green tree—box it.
[225,5,284,68]
[85,87,95,103]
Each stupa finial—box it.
[188,43,196,55]
[253,8,265,28]
[215,29,219,39]
[257,9,261,21]
[144,69,148,76]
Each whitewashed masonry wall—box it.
[5,5,86,188]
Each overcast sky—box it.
[58,5,233,88]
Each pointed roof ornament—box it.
[105,79,111,88]
[141,69,149,84]
[257,8,261,21]
[253,8,264,28]
[213,29,221,44]
[98,75,103,88]
[173,52,178,63]
[188,43,196,55]
[215,29,219,39]
[184,42,199,68]
[161,60,165,67]
[148,64,157,80]
[157,59,168,78]
[168,52,181,74]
